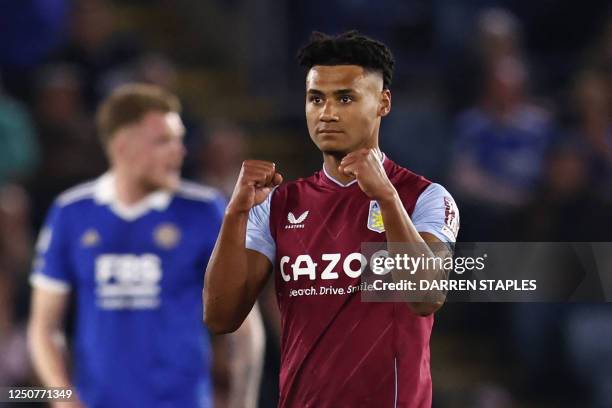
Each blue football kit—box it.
[30,173,225,408]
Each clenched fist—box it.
[227,160,283,214]
[338,149,397,202]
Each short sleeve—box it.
[412,183,460,245]
[245,193,276,264]
[29,202,73,293]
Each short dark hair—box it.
[297,30,395,89]
[96,83,181,145]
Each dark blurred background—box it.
[1,0,611,407]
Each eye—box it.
[309,95,323,104]
[339,95,353,104]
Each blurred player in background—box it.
[204,31,459,407]
[27,84,264,408]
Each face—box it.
[305,65,391,157]
[111,111,186,191]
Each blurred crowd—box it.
[0,1,611,407]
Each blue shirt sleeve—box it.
[412,183,460,244]
[29,202,73,293]
[245,192,276,264]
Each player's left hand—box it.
[338,148,397,202]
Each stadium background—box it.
[1,0,611,407]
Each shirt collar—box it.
[93,173,172,221]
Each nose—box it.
[320,101,339,122]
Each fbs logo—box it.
[95,254,162,310]
[367,201,385,233]
[285,211,309,229]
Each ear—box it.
[107,130,129,163]
[379,89,391,117]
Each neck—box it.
[112,168,154,206]
[323,146,383,185]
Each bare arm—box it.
[204,160,282,334]
[27,287,71,386]
[377,191,450,315]
[226,302,265,408]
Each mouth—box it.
[166,165,182,175]
[317,129,344,135]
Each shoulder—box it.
[173,180,226,224]
[412,182,460,241]
[41,179,98,234]
[416,183,456,204]
[514,104,553,132]
[455,107,491,136]
[55,179,98,208]
[387,161,432,195]
[175,180,225,204]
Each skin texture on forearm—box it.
[204,211,270,334]
[204,211,250,333]
[378,193,448,315]
[204,159,279,333]
[28,327,71,387]
[27,289,71,387]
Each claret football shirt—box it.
[246,155,459,407]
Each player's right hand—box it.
[227,160,283,214]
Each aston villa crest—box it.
[367,201,385,233]
[154,223,181,249]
